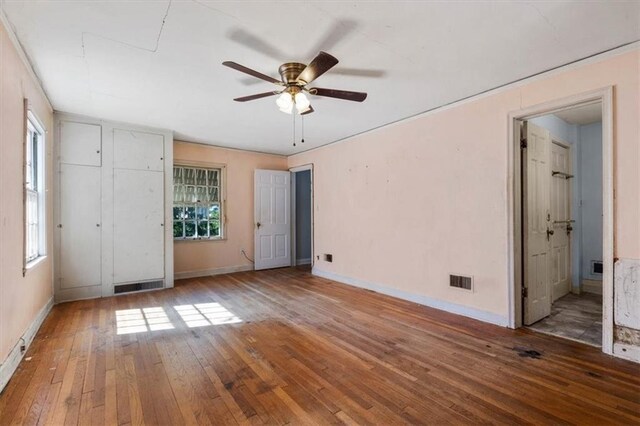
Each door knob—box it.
[547,228,554,241]
[256,222,261,229]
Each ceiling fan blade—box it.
[331,68,386,78]
[309,88,367,102]
[296,51,339,85]
[300,106,314,115]
[233,91,282,102]
[306,20,357,59]
[227,28,286,62]
[222,61,283,85]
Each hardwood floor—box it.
[1,268,639,425]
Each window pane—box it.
[173,221,184,238]
[184,186,196,203]
[183,168,195,185]
[197,221,209,238]
[173,184,184,203]
[185,206,196,219]
[173,167,183,184]
[208,187,219,202]
[209,221,220,237]
[196,206,208,220]
[207,170,219,186]
[195,169,207,185]
[185,221,196,237]
[173,207,183,220]
[196,186,208,203]
[209,204,220,220]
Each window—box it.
[25,112,45,265]
[173,166,223,240]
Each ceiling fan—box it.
[222,51,367,115]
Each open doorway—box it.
[509,88,614,355]
[524,104,603,346]
[291,165,313,269]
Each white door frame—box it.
[290,164,314,268]
[508,87,613,355]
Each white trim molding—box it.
[313,268,509,327]
[296,258,312,266]
[0,297,53,393]
[174,264,253,280]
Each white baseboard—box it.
[613,342,640,363]
[0,297,53,393]
[175,264,254,280]
[295,258,312,266]
[312,268,509,327]
[582,279,603,295]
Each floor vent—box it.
[114,280,164,294]
[592,261,603,275]
[450,274,473,291]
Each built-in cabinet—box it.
[54,114,173,302]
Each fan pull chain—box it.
[301,115,305,143]
[292,112,296,147]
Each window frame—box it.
[172,162,226,241]
[24,109,46,271]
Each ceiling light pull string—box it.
[292,112,296,147]
[301,114,305,144]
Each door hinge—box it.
[520,138,527,149]
[522,287,528,298]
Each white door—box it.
[113,169,165,283]
[551,142,572,301]
[254,170,291,270]
[59,164,102,289]
[523,122,553,325]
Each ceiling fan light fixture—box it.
[279,104,293,114]
[276,92,293,110]
[294,92,310,113]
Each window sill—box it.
[174,238,227,243]
[25,256,47,274]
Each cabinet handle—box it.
[96,224,101,227]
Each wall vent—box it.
[450,274,473,291]
[114,280,164,294]
[324,254,333,263]
[592,261,603,275]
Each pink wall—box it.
[288,49,639,322]
[173,142,287,276]
[0,21,54,362]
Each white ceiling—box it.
[3,1,639,155]
[554,103,602,125]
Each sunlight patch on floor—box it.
[116,307,174,335]
[174,303,242,328]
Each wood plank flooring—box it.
[1,267,639,425]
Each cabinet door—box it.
[60,164,102,289]
[113,129,164,171]
[113,169,164,283]
[60,121,102,166]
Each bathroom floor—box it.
[528,292,602,346]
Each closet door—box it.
[59,164,102,289]
[113,129,165,284]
